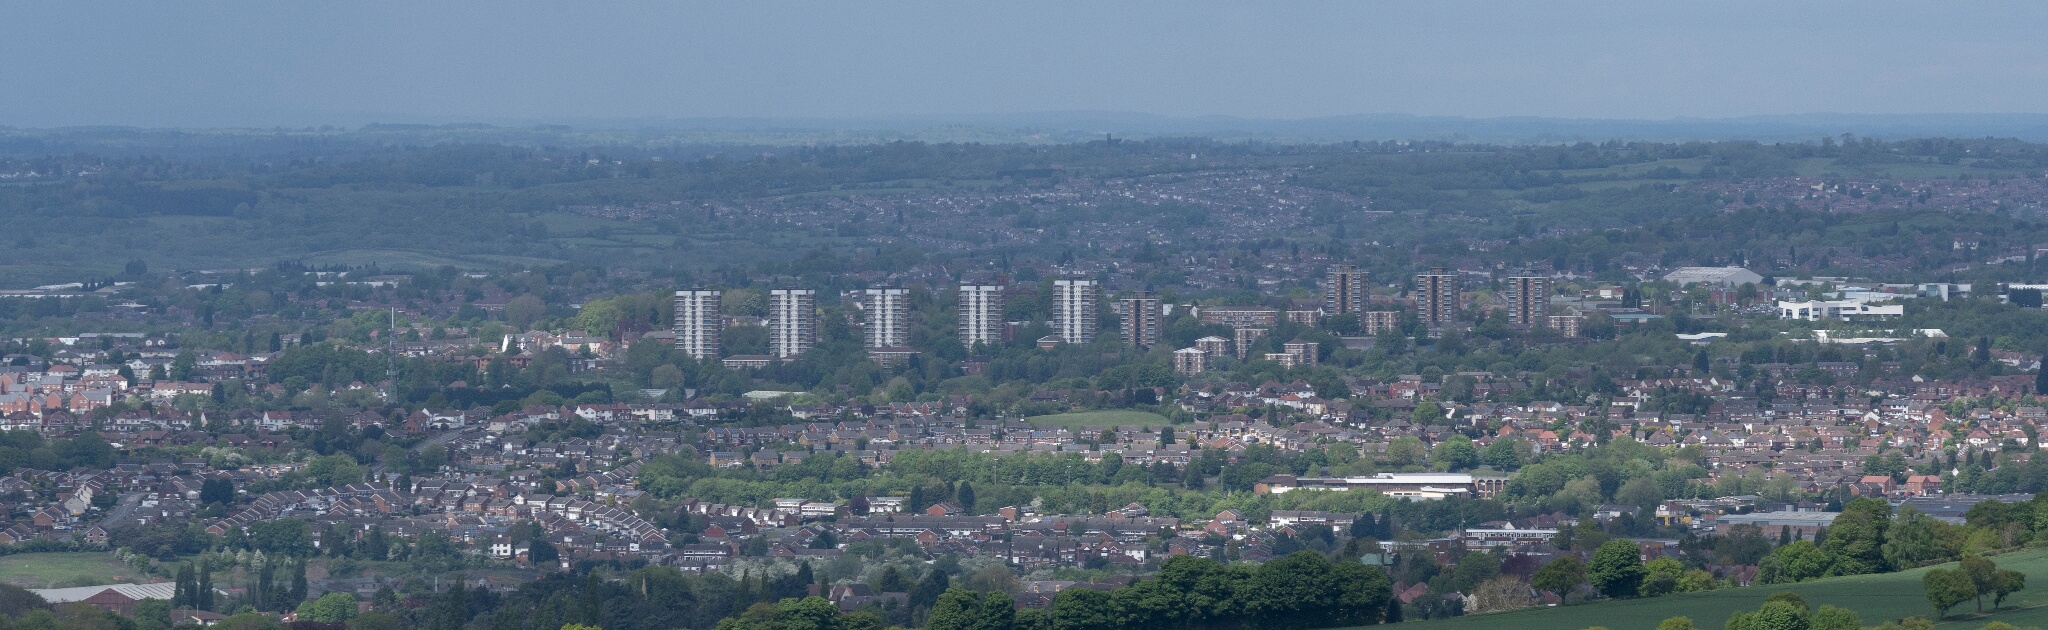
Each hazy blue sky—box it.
[5,1,2045,127]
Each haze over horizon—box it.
[6,1,2047,130]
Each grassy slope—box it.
[1023,410,1171,428]
[1383,548,2048,630]
[0,552,146,589]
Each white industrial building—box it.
[1662,266,1764,286]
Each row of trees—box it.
[1925,556,2026,619]
[1753,496,2031,586]
[717,553,1392,630]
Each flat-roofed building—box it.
[1415,267,1460,326]
[1326,265,1369,315]
[768,289,815,359]
[1283,341,1319,367]
[1254,473,1479,500]
[863,288,909,348]
[1053,280,1098,344]
[1712,511,1840,541]
[1663,266,1763,287]
[674,290,722,361]
[1505,273,1550,328]
[958,284,1005,347]
[1548,314,1583,338]
[1120,291,1161,349]
[1198,307,1279,328]
[1362,311,1402,335]
[1233,327,1267,359]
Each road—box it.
[98,492,141,529]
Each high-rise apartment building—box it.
[1173,347,1209,375]
[958,284,1005,348]
[1194,336,1230,357]
[1053,280,1098,344]
[673,290,722,361]
[1415,267,1460,326]
[863,288,909,349]
[1327,265,1369,315]
[768,289,815,359]
[1234,327,1267,359]
[1120,291,1161,349]
[1505,273,1551,328]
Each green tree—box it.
[976,591,1017,630]
[1386,436,1428,468]
[1924,567,1977,619]
[530,537,560,566]
[297,592,360,623]
[307,454,364,486]
[1481,437,1523,470]
[1655,617,1696,630]
[1431,435,1478,471]
[1588,539,1646,599]
[926,588,982,630]
[1962,556,1998,613]
[1809,605,1860,630]
[1758,541,1832,584]
[1049,588,1116,630]
[1411,401,1446,425]
[1532,556,1586,597]
[1743,600,1812,630]
[1821,497,1891,575]
[171,350,196,381]
[133,598,174,630]
[1993,569,2026,608]
[1883,507,1952,570]
[213,612,286,630]
[956,481,977,514]
[1639,557,1684,597]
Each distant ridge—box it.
[11,112,2048,148]
[526,111,2048,144]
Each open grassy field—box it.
[1381,548,2048,630]
[0,552,148,589]
[1023,410,1170,428]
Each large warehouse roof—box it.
[1662,267,1763,286]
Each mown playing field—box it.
[1022,410,1171,428]
[0,552,146,589]
[1379,548,2048,630]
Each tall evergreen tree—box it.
[173,564,195,608]
[437,576,470,630]
[579,570,604,625]
[255,561,273,611]
[955,481,976,514]
[197,565,214,610]
[289,558,308,605]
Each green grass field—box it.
[0,552,147,589]
[1023,410,1171,429]
[1383,548,2048,630]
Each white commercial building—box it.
[1663,267,1764,286]
[1778,298,1904,321]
